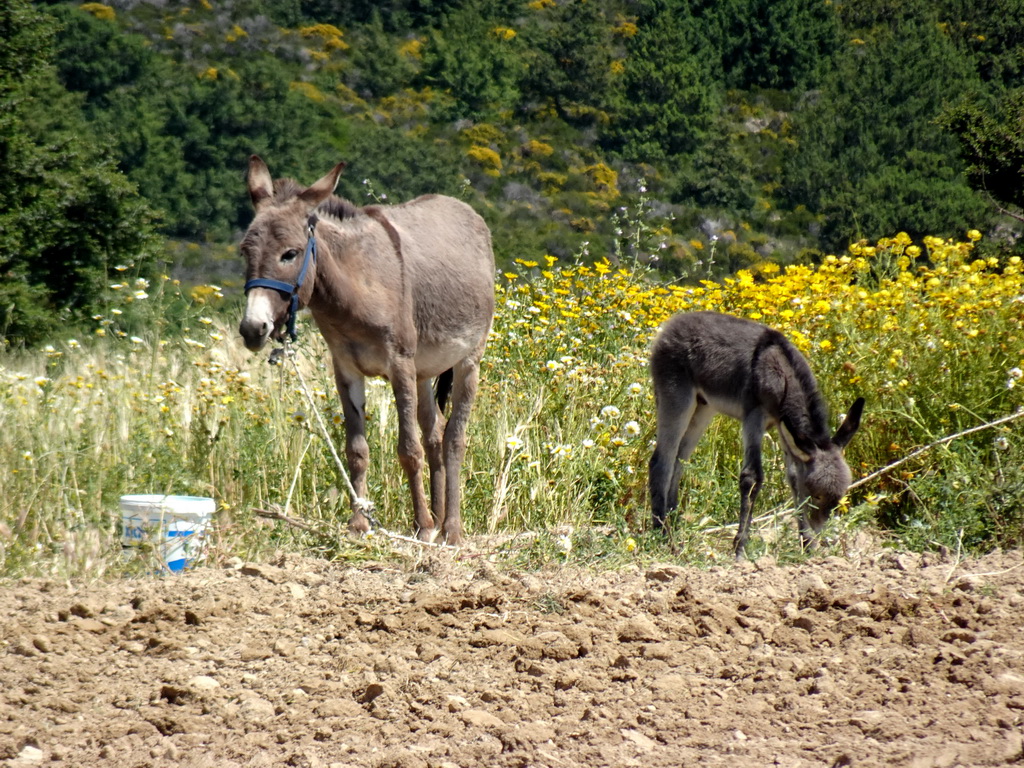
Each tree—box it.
[295,0,459,30]
[418,2,524,120]
[0,0,159,345]
[347,12,418,99]
[939,0,1024,87]
[519,0,616,124]
[604,10,718,162]
[783,9,988,249]
[669,0,841,91]
[723,0,842,90]
[333,121,466,202]
[941,88,1024,220]
[49,5,153,106]
[676,119,758,211]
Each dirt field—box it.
[2,542,1023,768]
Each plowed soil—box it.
[2,544,1024,768]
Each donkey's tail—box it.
[435,368,454,412]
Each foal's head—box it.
[779,397,865,540]
[238,155,346,351]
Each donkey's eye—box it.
[281,249,299,263]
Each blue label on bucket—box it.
[121,522,195,539]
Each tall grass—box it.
[1,232,1022,578]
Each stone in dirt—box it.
[461,709,504,729]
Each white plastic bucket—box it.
[120,494,214,572]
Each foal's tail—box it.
[435,368,454,412]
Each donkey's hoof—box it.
[418,527,440,544]
[441,529,463,547]
[348,514,371,536]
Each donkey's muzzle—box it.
[239,318,272,351]
[240,286,289,351]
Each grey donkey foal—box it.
[648,311,864,557]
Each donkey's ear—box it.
[247,155,274,211]
[299,162,347,209]
[778,420,813,463]
[832,397,865,449]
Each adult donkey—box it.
[239,156,494,545]
[648,311,864,558]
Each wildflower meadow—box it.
[1,232,1022,579]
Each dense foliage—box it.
[1,1,160,344]
[2,0,1022,347]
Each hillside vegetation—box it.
[1,1,1023,577]
[3,0,1024,342]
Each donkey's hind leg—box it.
[439,356,481,545]
[648,383,697,533]
[669,403,715,501]
[417,377,447,534]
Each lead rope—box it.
[703,406,1024,536]
[272,340,447,548]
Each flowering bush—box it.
[481,231,1023,556]
[467,145,503,176]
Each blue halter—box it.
[243,214,319,342]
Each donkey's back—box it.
[372,194,494,374]
[650,312,828,428]
[651,312,783,419]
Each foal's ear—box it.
[832,397,865,449]
[299,162,347,210]
[247,155,274,211]
[778,420,813,463]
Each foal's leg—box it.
[667,403,716,511]
[780,450,815,550]
[390,357,434,541]
[648,382,696,532]
[439,357,481,545]
[734,408,768,558]
[416,377,447,532]
[332,361,370,534]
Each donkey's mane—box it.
[319,195,361,221]
[754,329,832,446]
[272,178,361,220]
[270,177,402,258]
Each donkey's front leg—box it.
[333,362,371,535]
[734,410,767,558]
[390,359,435,542]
